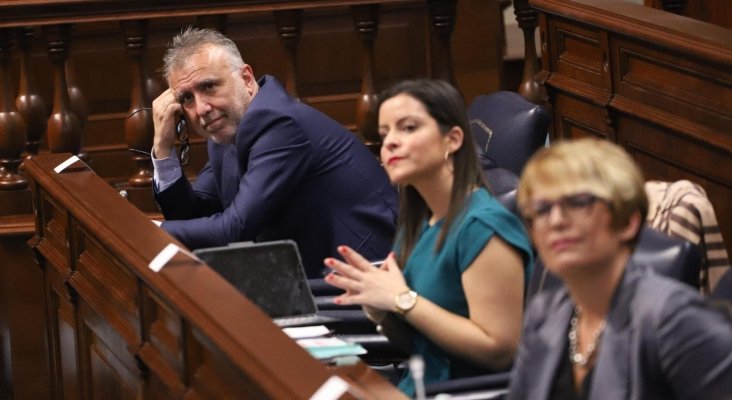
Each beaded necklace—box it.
[568,306,607,368]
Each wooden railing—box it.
[23,152,406,399]
[0,0,506,194]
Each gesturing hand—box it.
[323,246,409,312]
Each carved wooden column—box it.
[65,45,89,162]
[143,65,163,112]
[428,0,457,86]
[0,29,27,190]
[65,59,88,132]
[15,27,47,158]
[121,20,156,187]
[513,0,541,103]
[352,4,380,149]
[275,9,303,99]
[43,24,82,156]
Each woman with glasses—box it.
[508,138,732,399]
[323,79,533,396]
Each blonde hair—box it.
[517,138,648,231]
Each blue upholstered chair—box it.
[527,226,703,301]
[468,90,549,177]
[483,166,519,215]
[711,268,732,303]
[709,267,732,320]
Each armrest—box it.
[424,371,511,398]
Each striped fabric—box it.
[645,180,731,294]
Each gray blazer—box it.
[508,263,732,400]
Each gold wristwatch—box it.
[394,290,418,316]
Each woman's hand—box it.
[323,246,409,312]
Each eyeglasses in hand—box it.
[177,117,190,167]
[126,107,190,166]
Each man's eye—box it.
[179,93,193,104]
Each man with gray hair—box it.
[151,27,398,278]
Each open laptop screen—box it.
[193,240,317,318]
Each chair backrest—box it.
[706,264,732,320]
[633,226,702,287]
[526,226,703,302]
[710,268,732,302]
[483,166,519,214]
[468,90,550,176]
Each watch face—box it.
[397,291,416,311]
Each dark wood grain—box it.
[24,152,406,399]
[533,0,732,259]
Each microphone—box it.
[409,354,426,400]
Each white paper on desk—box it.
[149,243,180,272]
[53,155,81,173]
[151,219,163,227]
[309,375,350,400]
[148,243,201,272]
[283,325,330,339]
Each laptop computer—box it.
[193,240,339,328]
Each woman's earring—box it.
[444,149,450,161]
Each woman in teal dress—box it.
[324,79,533,396]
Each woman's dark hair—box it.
[377,79,486,267]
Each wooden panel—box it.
[619,117,732,254]
[553,92,612,140]
[612,36,732,144]
[185,330,271,399]
[71,225,141,348]
[38,193,72,276]
[533,0,732,258]
[0,332,4,398]
[79,301,143,400]
[551,19,608,91]
[0,0,415,27]
[139,289,186,397]
[0,190,33,217]
[46,269,80,400]
[0,234,51,399]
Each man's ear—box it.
[241,64,257,95]
[446,126,464,154]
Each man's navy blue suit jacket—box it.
[155,75,398,278]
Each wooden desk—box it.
[24,152,404,399]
